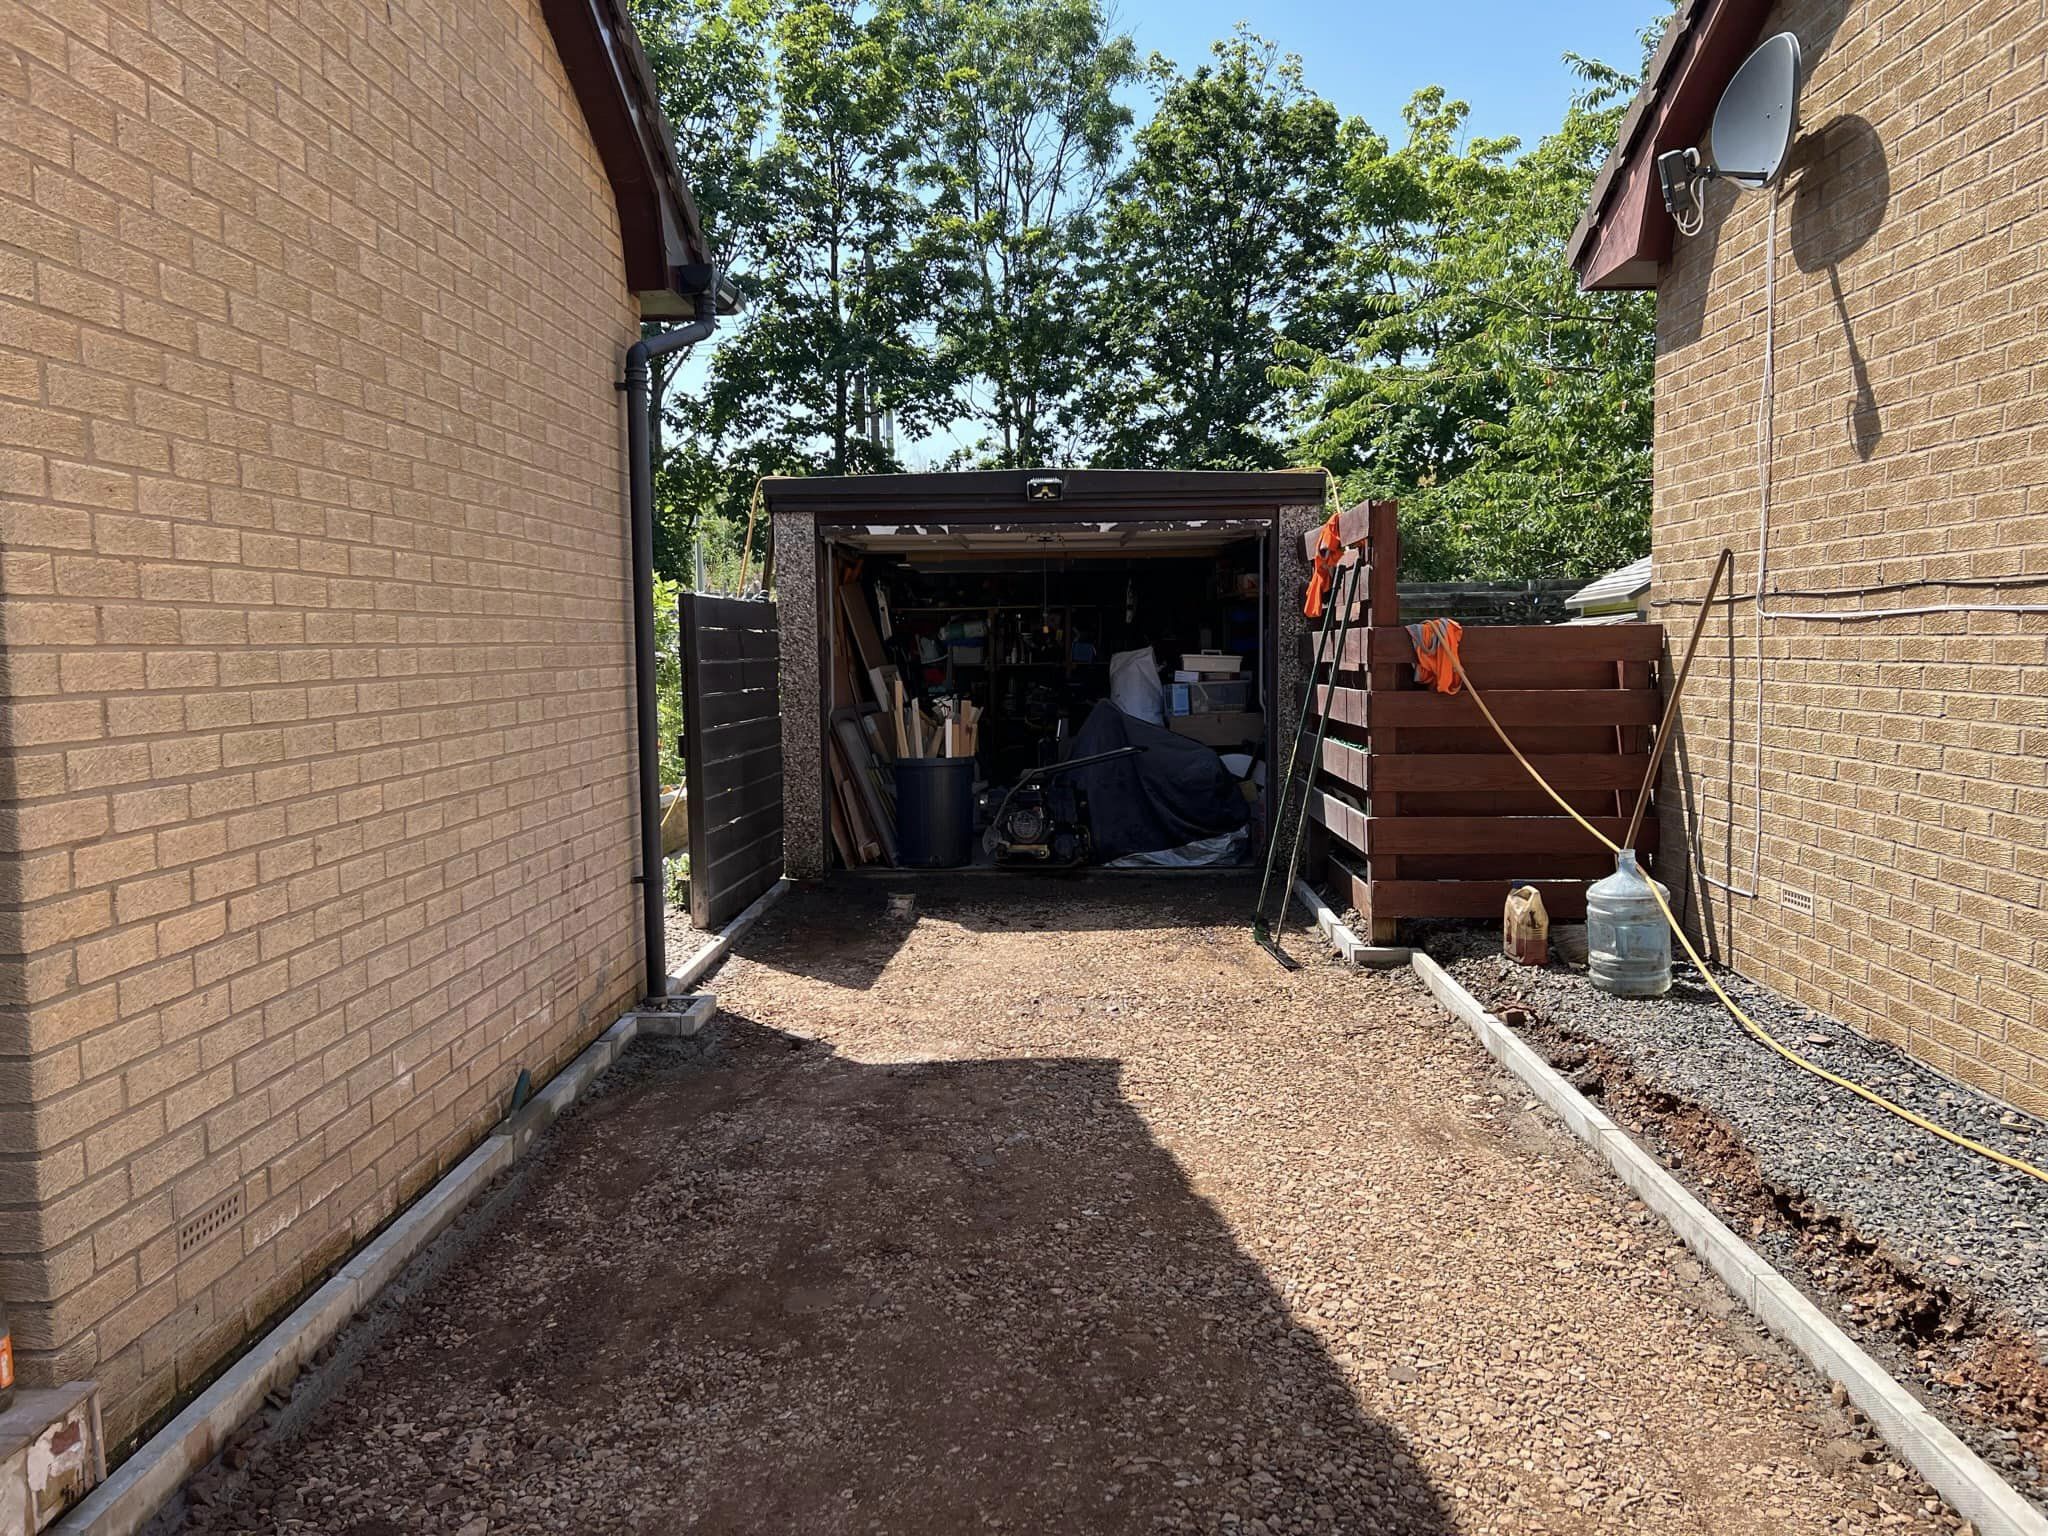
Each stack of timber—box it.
[828,561,981,868]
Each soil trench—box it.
[182,881,1964,1534]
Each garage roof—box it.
[763,469,1331,520]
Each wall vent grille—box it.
[1781,887,1816,919]
[178,1191,242,1258]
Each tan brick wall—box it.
[0,0,646,1444]
[1653,0,2048,1116]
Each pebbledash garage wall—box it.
[765,472,1329,881]
[1573,0,2048,1115]
[0,0,711,1445]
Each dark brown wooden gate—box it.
[679,593,783,929]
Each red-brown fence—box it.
[1304,503,1660,942]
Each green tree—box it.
[1079,29,1346,469]
[1279,58,1655,581]
[699,0,947,479]
[630,0,775,578]
[900,0,1143,465]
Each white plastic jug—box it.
[1586,849,1672,997]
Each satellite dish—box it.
[1658,32,1804,234]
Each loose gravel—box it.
[1429,927,2048,1336]
[182,881,1962,1534]
[1431,923,2048,1505]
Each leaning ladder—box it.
[1252,554,1364,968]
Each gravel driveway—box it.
[184,880,1960,1534]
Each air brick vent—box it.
[1781,887,1816,919]
[178,1191,242,1258]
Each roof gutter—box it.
[620,286,721,999]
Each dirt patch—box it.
[177,880,1964,1534]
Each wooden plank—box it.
[693,684,780,731]
[1363,816,1656,855]
[1368,688,1659,727]
[694,762,784,826]
[1366,501,1399,624]
[1381,724,1628,757]
[700,800,783,867]
[840,574,888,673]
[1317,736,1368,791]
[692,716,781,768]
[1307,789,1367,853]
[1369,753,1649,792]
[1402,789,1624,818]
[1390,850,1618,882]
[1369,623,1661,665]
[1297,498,1385,561]
[693,622,780,662]
[1370,879,1592,922]
[694,656,780,694]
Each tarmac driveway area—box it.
[185,880,1960,1535]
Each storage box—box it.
[1168,710,1264,746]
[1178,651,1243,676]
[1187,679,1249,712]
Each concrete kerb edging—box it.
[666,877,790,996]
[1409,950,2048,1536]
[1289,878,1411,968]
[56,979,744,1535]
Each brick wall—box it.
[1653,0,2048,1116]
[0,0,645,1444]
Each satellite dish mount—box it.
[1658,32,1803,236]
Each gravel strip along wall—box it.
[1413,949,2048,1536]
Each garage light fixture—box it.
[1025,475,1064,502]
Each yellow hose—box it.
[1451,657,2048,1187]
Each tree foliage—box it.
[899,0,1142,465]
[632,0,1661,584]
[1080,29,1346,470]
[1276,60,1656,580]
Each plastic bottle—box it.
[1586,849,1672,997]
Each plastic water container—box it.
[1586,849,1672,997]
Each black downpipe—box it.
[622,306,716,999]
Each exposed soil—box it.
[1435,933,2048,1512]
[181,881,1965,1534]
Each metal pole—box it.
[1270,559,1363,959]
[1254,548,1354,935]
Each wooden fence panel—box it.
[681,593,783,930]
[1305,506,1661,941]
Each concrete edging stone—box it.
[1289,878,1411,968]
[56,973,740,1534]
[1410,948,2048,1536]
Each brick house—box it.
[1572,0,2048,1115]
[1,0,713,1444]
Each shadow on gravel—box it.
[743,873,1260,992]
[198,1012,1454,1535]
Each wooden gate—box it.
[1306,503,1661,940]
[679,593,783,929]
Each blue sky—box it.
[1118,0,1661,148]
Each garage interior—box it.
[773,471,1325,877]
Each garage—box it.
[763,470,1330,878]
